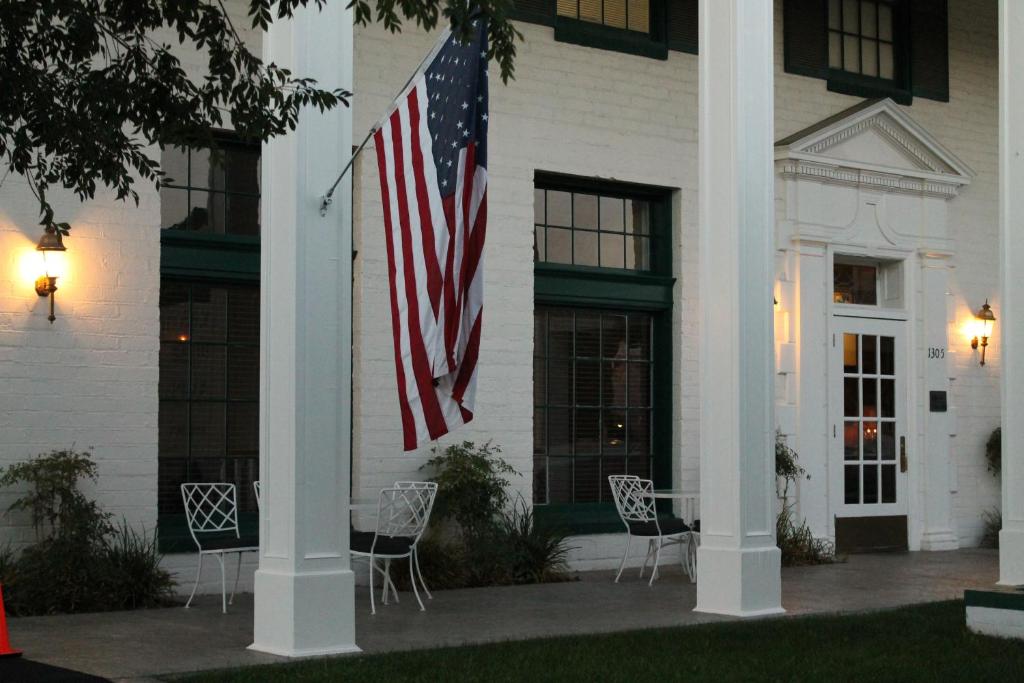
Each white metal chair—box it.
[608,475,696,585]
[350,484,437,614]
[253,480,261,509]
[181,483,259,613]
[393,481,437,601]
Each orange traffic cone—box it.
[0,584,21,657]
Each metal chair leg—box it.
[369,555,377,615]
[413,548,432,599]
[615,535,632,583]
[649,542,662,586]
[640,539,654,578]
[409,555,425,611]
[216,554,227,613]
[185,553,203,609]
[230,551,243,605]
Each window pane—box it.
[191,345,226,399]
[863,422,878,459]
[227,403,259,456]
[534,226,546,262]
[626,0,648,33]
[546,228,573,265]
[548,409,573,454]
[225,195,259,237]
[160,187,190,231]
[882,464,896,503]
[881,422,896,461]
[603,0,626,29]
[845,465,860,504]
[829,32,843,69]
[628,363,650,407]
[573,193,598,230]
[556,0,577,18]
[576,313,601,357]
[579,0,602,23]
[863,464,879,504]
[160,282,190,341]
[881,379,894,417]
[576,360,601,406]
[829,0,841,29]
[625,199,650,234]
[863,378,877,418]
[628,316,651,360]
[228,287,260,344]
[844,378,859,417]
[880,336,895,375]
[862,38,878,76]
[844,422,859,460]
[162,147,189,187]
[602,361,626,407]
[862,335,877,375]
[574,229,599,267]
[575,408,600,454]
[842,0,859,32]
[600,233,624,269]
[190,402,226,457]
[627,411,650,455]
[548,359,572,405]
[228,346,259,400]
[189,149,215,190]
[879,42,894,79]
[625,235,650,270]
[600,196,624,232]
[861,1,877,37]
[602,314,628,358]
[834,263,878,305]
[844,34,860,74]
[879,2,893,40]
[191,286,227,343]
[224,146,260,195]
[188,190,223,233]
[546,190,572,227]
[159,343,188,400]
[159,402,188,458]
[843,334,859,373]
[534,188,546,224]
[533,455,547,502]
[549,312,573,358]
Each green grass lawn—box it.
[177,601,1023,682]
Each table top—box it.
[652,489,694,498]
[350,497,378,510]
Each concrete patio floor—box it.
[6,549,999,682]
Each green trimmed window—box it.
[158,137,261,552]
[783,0,949,104]
[533,174,673,533]
[556,0,650,34]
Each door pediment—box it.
[775,99,973,199]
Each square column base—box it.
[966,589,1024,639]
[919,529,959,552]
[250,567,360,657]
[999,529,1024,586]
[694,545,784,617]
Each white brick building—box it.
[0,0,1007,592]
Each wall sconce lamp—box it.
[34,230,67,324]
[971,299,996,366]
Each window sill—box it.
[553,17,668,61]
[826,71,912,106]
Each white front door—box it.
[830,317,908,520]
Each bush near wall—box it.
[0,449,174,616]
[388,441,571,590]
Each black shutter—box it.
[909,0,949,102]
[783,0,828,79]
[511,0,555,26]
[666,0,698,54]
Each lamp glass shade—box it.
[35,231,67,279]
[976,300,995,336]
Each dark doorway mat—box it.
[0,658,110,682]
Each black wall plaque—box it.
[930,391,948,412]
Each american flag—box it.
[373,21,489,451]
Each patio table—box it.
[349,497,378,511]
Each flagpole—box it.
[319,27,453,216]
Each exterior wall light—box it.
[34,230,67,324]
[971,299,996,366]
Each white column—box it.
[250,1,359,656]
[999,0,1024,586]
[695,0,783,616]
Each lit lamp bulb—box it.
[970,300,996,366]
[34,230,67,324]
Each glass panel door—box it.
[832,318,906,517]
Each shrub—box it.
[986,427,1001,476]
[383,441,571,592]
[777,504,836,567]
[0,449,174,615]
[981,508,1001,549]
[775,430,807,500]
[422,441,518,539]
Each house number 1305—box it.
[928,347,946,359]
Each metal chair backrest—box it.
[608,476,657,524]
[181,483,241,547]
[253,480,261,509]
[375,484,437,543]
